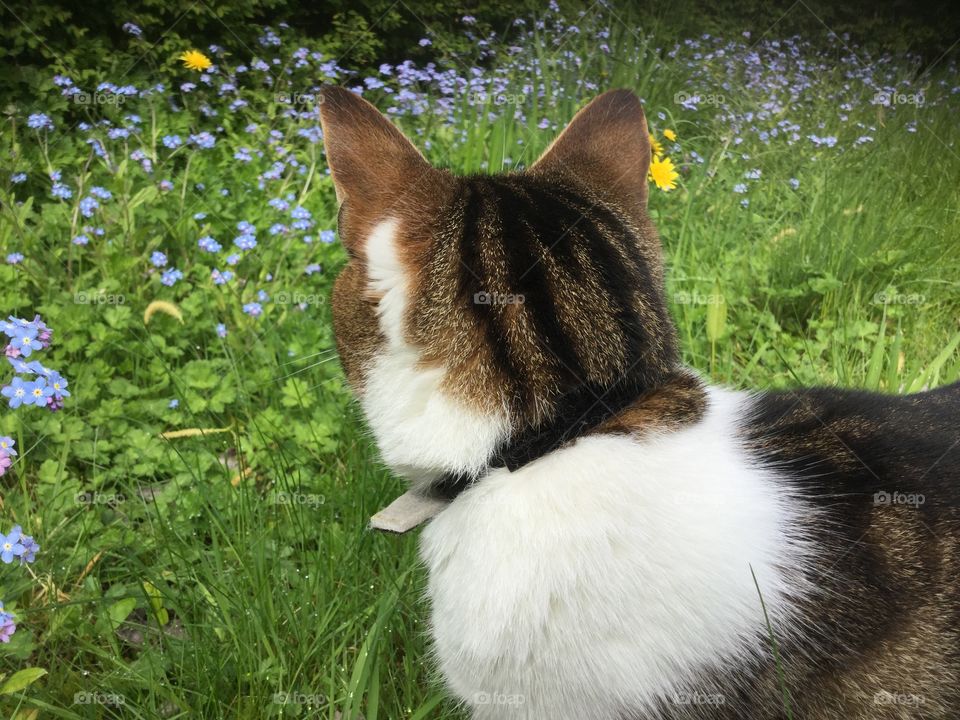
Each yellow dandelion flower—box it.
[649,155,679,191]
[663,128,677,142]
[179,49,212,72]
[649,132,663,158]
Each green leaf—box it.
[864,314,887,391]
[107,598,137,630]
[281,378,314,408]
[142,581,169,626]
[0,667,47,695]
[409,694,446,720]
[705,280,727,344]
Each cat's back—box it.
[744,380,960,500]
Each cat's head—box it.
[319,87,679,485]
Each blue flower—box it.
[89,186,113,200]
[189,132,216,149]
[168,399,179,409]
[79,196,99,217]
[6,253,24,265]
[51,183,72,200]
[18,534,39,564]
[6,357,31,374]
[47,371,70,399]
[27,113,54,131]
[162,135,182,149]
[26,377,54,407]
[226,253,241,266]
[2,378,31,409]
[0,437,15,456]
[73,234,90,246]
[789,178,800,190]
[12,328,41,357]
[26,360,50,375]
[161,268,184,286]
[242,302,263,317]
[320,230,336,244]
[193,212,207,221]
[215,323,228,338]
[198,236,222,252]
[10,173,26,184]
[211,269,233,285]
[733,183,748,194]
[0,527,25,563]
[122,22,143,37]
[744,169,762,180]
[150,251,168,267]
[234,234,257,251]
[305,263,322,275]
[87,139,107,158]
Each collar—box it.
[428,376,650,500]
[369,370,706,533]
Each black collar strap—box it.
[429,377,648,500]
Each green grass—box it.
[0,7,958,718]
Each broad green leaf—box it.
[0,667,47,695]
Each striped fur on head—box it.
[320,87,680,440]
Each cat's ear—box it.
[530,89,651,209]
[318,86,436,209]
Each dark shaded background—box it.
[1,0,958,101]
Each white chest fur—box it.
[419,388,814,720]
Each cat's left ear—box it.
[530,89,651,210]
[318,85,438,209]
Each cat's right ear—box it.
[529,89,651,211]
[318,86,437,211]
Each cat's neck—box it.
[429,368,709,499]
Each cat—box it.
[317,85,960,720]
